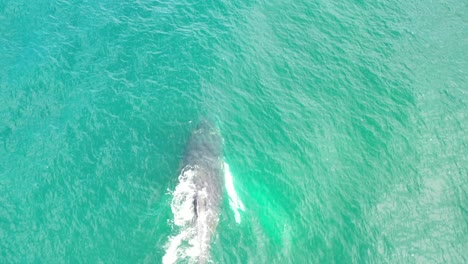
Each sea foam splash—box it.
[163,166,203,264]
[163,162,244,264]
[224,162,245,224]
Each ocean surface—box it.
[0,0,466,263]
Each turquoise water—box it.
[1,0,467,263]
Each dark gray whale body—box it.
[181,119,224,263]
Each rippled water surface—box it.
[0,0,466,263]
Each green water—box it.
[0,0,466,263]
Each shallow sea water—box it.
[0,0,466,263]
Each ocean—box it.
[0,0,466,263]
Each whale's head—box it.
[194,119,219,135]
[185,119,223,163]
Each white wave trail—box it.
[162,166,202,264]
[164,162,244,263]
[224,162,245,224]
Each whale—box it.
[164,119,224,264]
[184,120,224,263]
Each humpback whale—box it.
[164,120,224,264]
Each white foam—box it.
[162,229,189,264]
[163,166,211,264]
[171,167,197,226]
[164,162,244,264]
[224,162,245,224]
